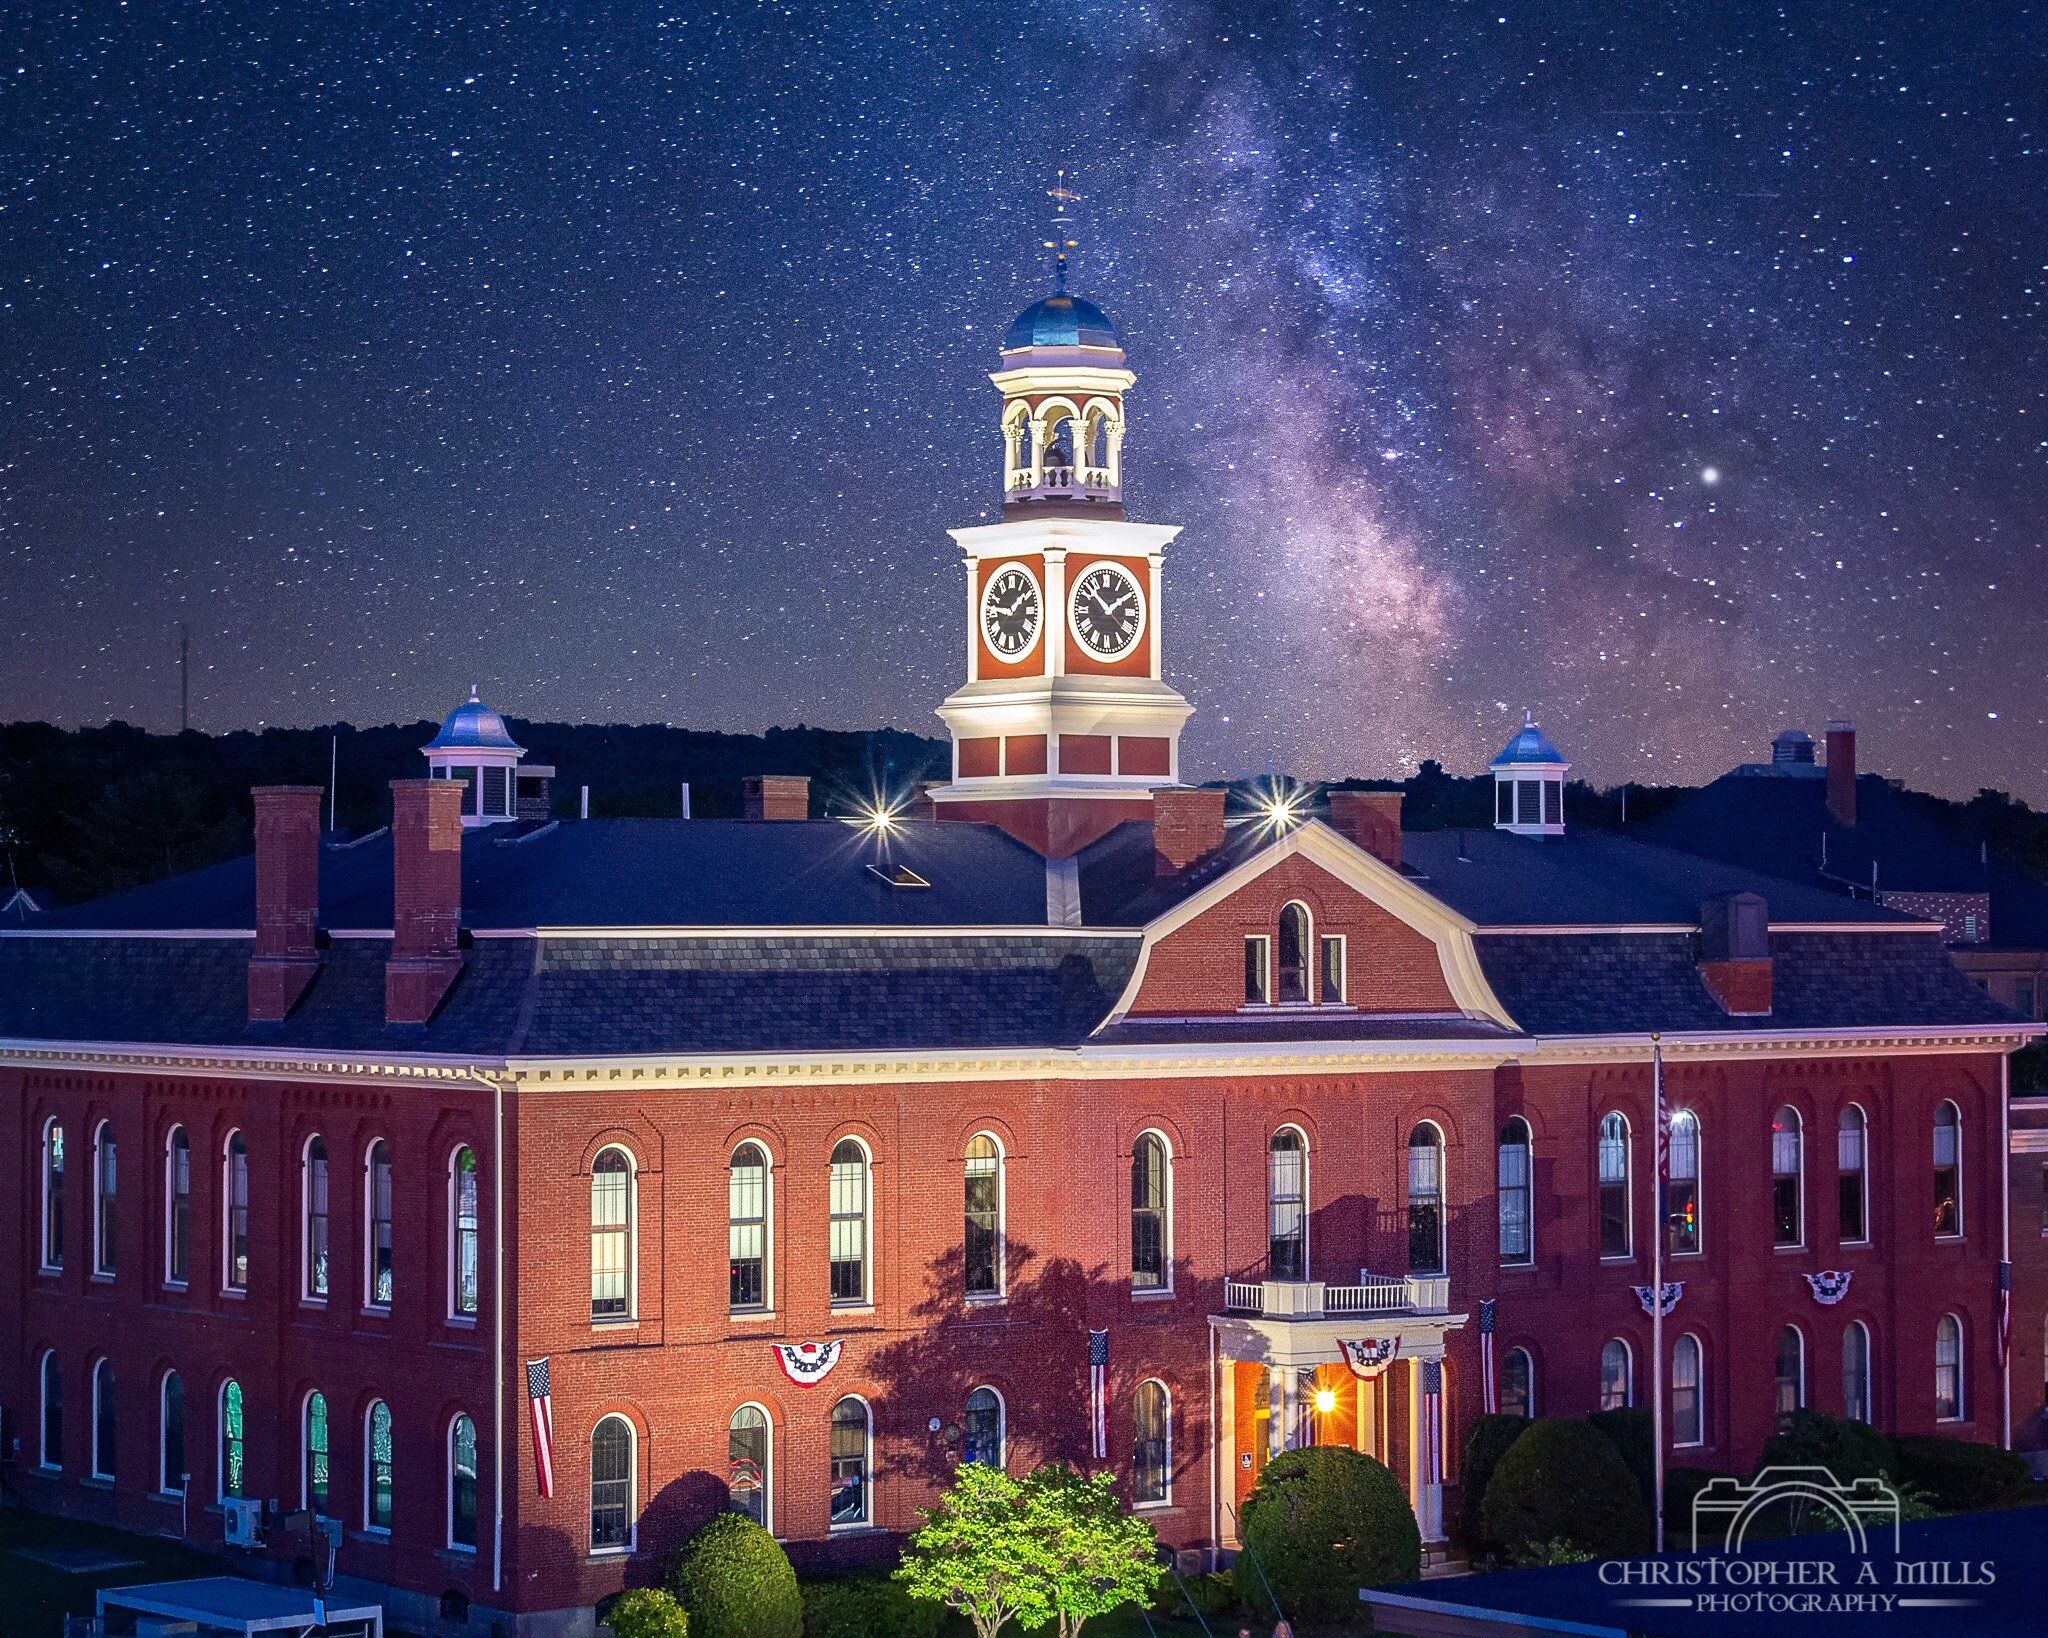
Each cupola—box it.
[420,686,553,826]
[1490,710,1569,837]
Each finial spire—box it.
[469,682,481,704]
[1044,169,1081,291]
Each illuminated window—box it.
[219,1379,245,1500]
[450,1147,479,1319]
[365,1400,394,1531]
[365,1140,394,1307]
[303,1137,329,1301]
[1598,1113,1631,1258]
[1933,1102,1962,1238]
[1771,1107,1804,1247]
[222,1133,249,1292]
[1934,1315,1964,1421]
[1668,1110,1700,1254]
[304,1391,329,1514]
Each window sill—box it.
[727,1309,777,1324]
[1935,1235,1965,1245]
[163,1280,188,1293]
[591,1318,638,1331]
[352,1528,393,1546]
[1598,1255,1636,1265]
[1133,1499,1175,1513]
[438,1546,479,1562]
[446,1314,478,1330]
[828,1522,882,1536]
[964,1293,1007,1308]
[1131,1288,1176,1302]
[830,1303,875,1316]
[301,1297,328,1310]
[33,1465,59,1478]
[587,1547,634,1561]
[37,1266,61,1278]
[361,1305,392,1319]
[91,1272,115,1285]
[82,1476,114,1490]
[221,1287,248,1301]
[149,1490,184,1505]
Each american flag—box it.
[1087,1329,1109,1460]
[526,1358,556,1499]
[1652,1039,1671,1227]
[1419,1359,1443,1488]
[1997,1261,2012,1370]
[1478,1299,1498,1415]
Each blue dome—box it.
[425,687,523,752]
[1491,712,1567,768]
[1002,291,1120,352]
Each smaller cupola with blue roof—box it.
[1491,709,1569,837]
[421,686,553,826]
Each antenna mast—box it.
[177,622,191,732]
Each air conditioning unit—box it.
[222,1497,266,1548]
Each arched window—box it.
[364,1400,394,1531]
[364,1140,394,1308]
[1668,1111,1701,1254]
[1501,1348,1534,1420]
[448,1414,478,1550]
[41,1119,65,1271]
[829,1397,871,1527]
[92,1359,116,1479]
[165,1126,190,1286]
[1276,903,1311,1004]
[1934,1315,1964,1421]
[1838,1105,1869,1243]
[963,1386,1005,1468]
[1497,1119,1532,1264]
[450,1147,479,1319]
[1131,1132,1170,1291]
[1933,1102,1962,1238]
[39,1350,62,1468]
[590,1415,635,1550]
[1771,1107,1804,1247]
[219,1379,244,1500]
[222,1132,249,1292]
[828,1140,870,1306]
[1407,1122,1445,1276]
[160,1371,184,1495]
[303,1136,329,1301]
[1774,1326,1805,1425]
[93,1121,117,1277]
[1597,1113,1631,1259]
[1672,1335,1704,1447]
[1133,1379,1171,1505]
[728,1144,769,1311]
[727,1405,770,1528]
[1843,1321,1872,1423]
[304,1391,329,1514]
[964,1134,1003,1298]
[590,1147,634,1321]
[1599,1339,1633,1411]
[1269,1127,1308,1281]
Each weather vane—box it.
[1044,169,1081,290]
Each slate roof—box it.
[1402,828,1913,929]
[1475,930,2013,1036]
[36,819,1057,933]
[0,933,1140,1057]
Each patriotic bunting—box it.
[772,1341,845,1386]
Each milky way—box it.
[2,2,2041,796]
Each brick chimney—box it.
[385,779,466,1027]
[248,786,324,1023]
[743,775,810,821]
[1825,719,1857,828]
[1699,891,1772,1016]
[1153,787,1227,877]
[1326,791,1405,870]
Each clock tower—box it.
[926,256,1195,858]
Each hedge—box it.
[1238,1447,1422,1623]
[1893,1436,2032,1513]
[667,1513,803,1638]
[606,1588,689,1638]
[1457,1414,1531,1558]
[1588,1408,1656,1514]
[1481,1417,1652,1561]
[800,1574,945,1638]
[1755,1410,1897,1488]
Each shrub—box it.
[1238,1446,1422,1623]
[1756,1410,1897,1486]
[1481,1417,1652,1561]
[1588,1409,1656,1514]
[667,1513,802,1638]
[801,1574,945,1638]
[606,1588,689,1638]
[1663,1468,1736,1551]
[1893,1436,2031,1513]
[1509,1537,1596,1568]
[1457,1414,1530,1558]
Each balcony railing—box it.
[1221,1273,1451,1318]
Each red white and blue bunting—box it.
[1338,1337,1401,1380]
[771,1341,844,1386]
[1632,1281,1684,1317]
[1805,1270,1854,1306]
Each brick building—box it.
[2,275,2038,1636]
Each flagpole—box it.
[1651,1033,1667,1554]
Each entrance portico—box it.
[1211,1275,1466,1547]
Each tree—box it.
[1024,1464,1162,1638]
[1237,1447,1420,1623]
[896,1461,1054,1638]
[666,1512,801,1638]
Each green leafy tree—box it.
[896,1461,1054,1638]
[1024,1463,1162,1638]
[606,1587,689,1638]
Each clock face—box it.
[1068,562,1146,660]
[979,561,1043,660]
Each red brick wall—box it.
[1129,853,1460,1015]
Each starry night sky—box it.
[3,2,2042,796]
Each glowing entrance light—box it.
[1313,1387,1338,1415]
